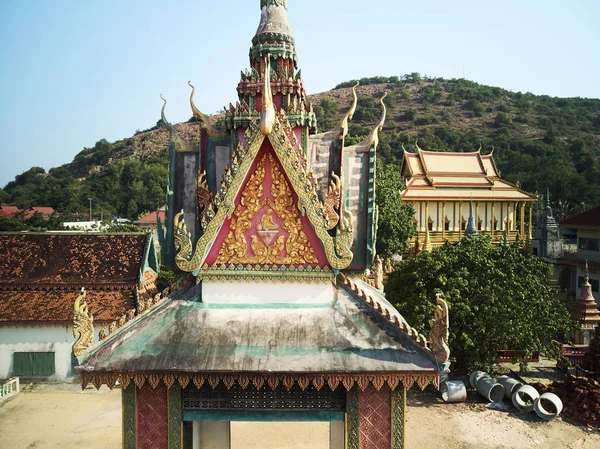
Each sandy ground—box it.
[1,384,599,449]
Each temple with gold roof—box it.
[401,147,537,251]
[74,2,449,448]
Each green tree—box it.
[385,237,574,373]
[375,163,416,258]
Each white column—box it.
[330,421,345,449]
[194,421,231,449]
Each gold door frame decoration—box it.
[216,152,319,266]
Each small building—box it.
[401,148,536,251]
[74,2,449,448]
[0,205,20,218]
[559,205,600,302]
[135,207,165,232]
[0,233,159,381]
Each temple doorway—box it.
[231,422,330,449]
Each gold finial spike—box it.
[340,81,359,138]
[368,92,388,149]
[188,81,204,120]
[260,55,276,136]
[585,260,590,284]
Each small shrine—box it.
[75,2,449,448]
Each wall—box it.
[202,282,334,305]
[0,324,103,380]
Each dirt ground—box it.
[1,384,599,449]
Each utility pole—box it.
[88,198,92,221]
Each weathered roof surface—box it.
[0,233,148,285]
[78,287,439,374]
[0,289,134,324]
[560,205,600,229]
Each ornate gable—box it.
[174,115,353,282]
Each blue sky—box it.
[1,0,598,188]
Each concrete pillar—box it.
[193,421,230,449]
[330,421,345,449]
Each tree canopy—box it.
[375,163,416,258]
[385,237,574,373]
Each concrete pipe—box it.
[498,375,523,400]
[512,385,539,412]
[469,371,489,389]
[476,376,505,402]
[440,380,467,403]
[534,392,563,421]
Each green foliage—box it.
[313,97,338,132]
[375,163,416,258]
[385,237,575,373]
[158,265,175,288]
[0,215,27,231]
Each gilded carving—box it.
[429,294,450,363]
[216,153,319,265]
[196,171,213,226]
[323,172,341,230]
[73,288,94,357]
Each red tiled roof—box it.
[23,207,55,220]
[135,209,165,224]
[0,234,148,285]
[0,289,135,323]
[0,206,20,218]
[560,206,600,228]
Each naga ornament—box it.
[73,288,94,357]
[323,172,342,230]
[429,294,450,363]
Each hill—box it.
[2,74,599,222]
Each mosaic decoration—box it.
[391,387,406,449]
[82,371,438,393]
[429,295,450,364]
[347,387,360,449]
[122,384,136,449]
[136,383,169,449]
[215,152,319,266]
[198,263,333,283]
[72,288,93,357]
[360,385,392,449]
[183,383,345,411]
[167,384,182,449]
[174,113,355,274]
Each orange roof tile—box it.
[0,288,135,323]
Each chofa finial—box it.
[340,82,359,138]
[368,92,387,149]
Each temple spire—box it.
[256,0,292,38]
[465,196,479,236]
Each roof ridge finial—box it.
[584,260,591,286]
[340,81,359,138]
[260,55,276,135]
[368,92,387,149]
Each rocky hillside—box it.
[2,75,599,221]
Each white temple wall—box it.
[194,421,231,449]
[412,201,518,233]
[202,282,335,305]
[0,324,103,380]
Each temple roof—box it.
[401,149,536,202]
[0,289,134,324]
[560,205,600,229]
[77,282,441,376]
[0,233,149,286]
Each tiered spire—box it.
[573,261,600,344]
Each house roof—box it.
[77,284,440,375]
[560,205,600,229]
[0,289,135,324]
[23,207,55,219]
[0,206,20,217]
[0,233,148,286]
[135,209,166,224]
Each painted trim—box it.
[391,387,406,449]
[346,387,360,449]
[168,384,183,449]
[182,410,344,422]
[122,384,136,449]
